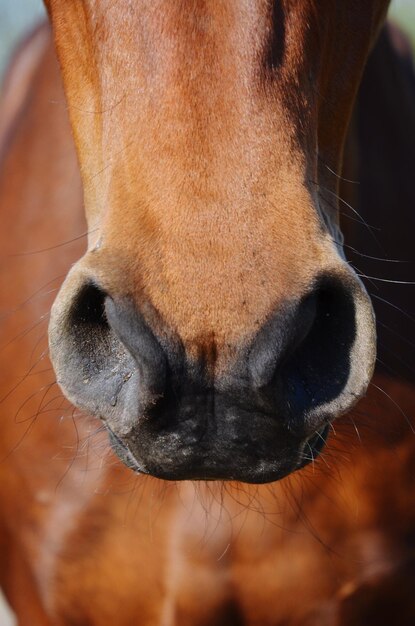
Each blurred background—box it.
[0,0,414,81]
[0,0,45,79]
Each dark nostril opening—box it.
[282,278,357,423]
[70,283,108,330]
[60,280,169,401]
[67,282,114,373]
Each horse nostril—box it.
[281,277,359,426]
[248,274,373,431]
[69,283,110,362]
[248,291,318,390]
[50,279,139,422]
[59,281,167,399]
[50,278,169,426]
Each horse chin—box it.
[105,424,329,484]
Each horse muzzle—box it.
[49,261,376,483]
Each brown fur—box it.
[45,1,386,360]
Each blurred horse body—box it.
[0,15,414,626]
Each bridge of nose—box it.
[94,183,335,359]
[46,0,347,357]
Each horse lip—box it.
[104,421,327,483]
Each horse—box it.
[1,1,414,624]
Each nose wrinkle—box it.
[105,297,167,398]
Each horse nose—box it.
[49,266,375,482]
